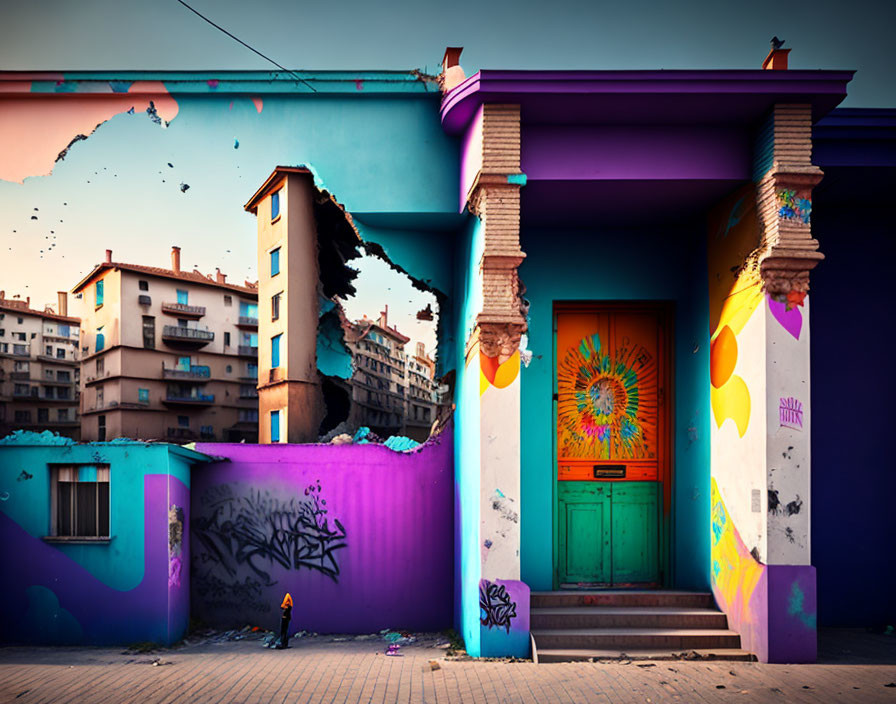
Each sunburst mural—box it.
[557,333,657,460]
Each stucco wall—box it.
[192,430,454,634]
[0,438,194,645]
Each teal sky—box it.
[2,0,893,107]
[0,0,892,354]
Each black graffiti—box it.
[785,495,802,516]
[193,480,347,585]
[479,581,517,633]
[193,568,271,613]
[768,489,781,515]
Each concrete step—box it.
[530,590,715,609]
[531,628,742,650]
[534,648,756,664]
[531,606,729,630]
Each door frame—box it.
[551,300,675,589]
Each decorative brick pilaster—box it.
[467,104,527,360]
[754,105,824,302]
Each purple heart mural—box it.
[767,296,802,340]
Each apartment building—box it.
[0,292,81,439]
[344,309,412,438]
[71,247,259,442]
[405,341,437,440]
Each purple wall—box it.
[193,429,454,634]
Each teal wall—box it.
[0,441,189,590]
[453,214,485,655]
[518,224,711,591]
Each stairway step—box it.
[531,606,729,630]
[534,648,756,664]
[532,628,742,650]
[530,591,715,609]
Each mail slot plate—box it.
[594,465,626,478]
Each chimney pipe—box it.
[440,47,466,93]
[57,292,67,317]
[215,267,226,284]
[171,246,181,273]
[105,249,112,264]
[26,296,30,307]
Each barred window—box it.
[52,465,110,538]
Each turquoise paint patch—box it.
[316,309,353,379]
[787,582,817,629]
[506,173,528,186]
[22,586,83,644]
[108,80,133,93]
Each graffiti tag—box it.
[479,580,517,632]
[779,397,803,430]
[192,480,347,585]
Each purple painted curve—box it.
[0,474,188,646]
[193,429,454,634]
[768,295,803,340]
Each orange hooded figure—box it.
[276,593,293,649]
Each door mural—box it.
[555,305,668,586]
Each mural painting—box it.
[479,579,517,632]
[710,478,766,656]
[557,333,656,459]
[168,504,184,589]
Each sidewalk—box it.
[1,629,894,703]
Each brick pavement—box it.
[1,630,895,704]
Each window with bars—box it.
[51,464,110,538]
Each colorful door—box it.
[555,305,668,587]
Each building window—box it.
[248,363,258,378]
[142,315,155,349]
[270,247,280,276]
[178,415,189,428]
[15,332,26,341]
[56,348,65,359]
[45,345,52,356]
[139,280,149,291]
[271,190,280,220]
[57,371,70,382]
[224,294,232,307]
[57,408,68,422]
[226,364,232,373]
[97,415,106,442]
[0,329,4,336]
[271,334,281,368]
[270,410,281,443]
[17,316,23,324]
[176,289,188,305]
[58,324,70,337]
[224,331,231,347]
[138,388,149,404]
[96,358,104,375]
[15,410,31,423]
[176,356,191,371]
[96,386,104,408]
[272,292,281,321]
[38,408,49,422]
[95,326,105,353]
[52,465,110,538]
[95,279,104,308]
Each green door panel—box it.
[611,482,659,584]
[558,481,659,586]
[558,483,611,584]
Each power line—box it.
[175,0,316,92]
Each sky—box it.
[1,0,894,107]
[1,0,893,352]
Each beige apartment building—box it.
[245,167,329,444]
[344,309,412,438]
[0,292,81,439]
[405,341,438,440]
[71,248,259,442]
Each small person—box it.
[276,593,293,649]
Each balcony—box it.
[37,354,78,366]
[268,367,284,383]
[239,388,259,399]
[10,371,30,380]
[162,364,211,381]
[166,427,215,441]
[162,392,215,407]
[162,325,214,348]
[161,301,206,318]
[238,345,258,358]
[236,316,258,329]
